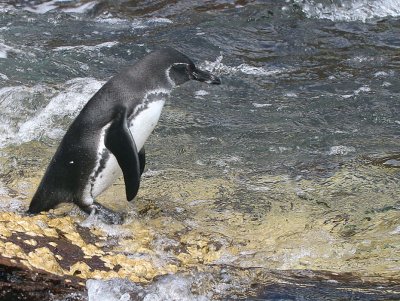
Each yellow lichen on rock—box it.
[81,244,105,257]
[23,239,38,246]
[27,247,64,275]
[0,222,13,238]
[89,269,120,280]
[113,222,154,255]
[0,212,59,238]
[176,244,222,265]
[0,241,25,258]
[47,216,77,234]
[0,210,183,283]
[69,261,92,278]
[100,254,160,282]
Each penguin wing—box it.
[105,106,141,202]
[138,147,146,175]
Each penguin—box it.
[28,47,220,221]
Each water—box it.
[0,0,400,300]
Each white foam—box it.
[297,0,400,22]
[328,145,356,156]
[0,183,26,212]
[80,215,131,237]
[285,92,298,98]
[374,71,389,78]
[354,85,371,94]
[0,184,8,196]
[0,198,25,212]
[19,78,103,142]
[0,78,104,147]
[390,225,400,234]
[147,17,173,24]
[131,20,148,29]
[252,103,272,108]
[279,248,313,269]
[201,54,288,77]
[63,1,97,13]
[96,17,172,30]
[194,90,209,98]
[0,73,8,80]
[239,63,281,76]
[134,17,172,29]
[341,85,371,99]
[142,169,164,178]
[0,42,13,59]
[0,40,26,59]
[86,275,210,301]
[383,159,400,167]
[22,0,97,14]
[54,41,119,52]
[0,84,48,146]
[96,17,127,25]
[143,275,210,301]
[0,5,12,13]
[87,278,141,301]
[24,0,58,14]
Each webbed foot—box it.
[80,202,125,225]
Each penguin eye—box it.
[171,63,189,75]
[169,63,193,84]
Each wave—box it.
[297,0,400,22]
[18,0,97,14]
[0,78,104,147]
[201,55,290,77]
[53,41,119,52]
[0,40,23,59]
[96,16,173,30]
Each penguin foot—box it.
[80,202,125,225]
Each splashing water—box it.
[298,0,400,22]
[0,0,400,300]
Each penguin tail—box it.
[28,194,51,214]
[28,188,64,214]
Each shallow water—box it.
[0,0,400,300]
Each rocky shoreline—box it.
[0,256,84,301]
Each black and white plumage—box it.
[28,48,220,218]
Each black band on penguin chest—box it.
[127,90,169,127]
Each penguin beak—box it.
[191,68,221,85]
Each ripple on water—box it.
[1,0,400,299]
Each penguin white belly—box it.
[89,99,166,199]
[129,99,166,151]
[90,153,120,199]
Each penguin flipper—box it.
[105,107,141,202]
[138,147,146,175]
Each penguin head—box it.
[169,61,221,86]
[161,48,221,86]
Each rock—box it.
[0,256,85,301]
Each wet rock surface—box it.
[0,156,399,299]
[0,257,84,301]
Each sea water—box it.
[0,0,399,300]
